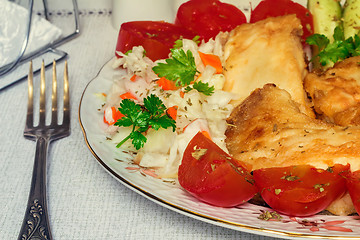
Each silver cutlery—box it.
[18,60,70,240]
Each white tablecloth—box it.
[0,1,283,239]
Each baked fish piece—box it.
[305,56,360,126]
[225,84,360,172]
[223,15,314,117]
[225,84,360,215]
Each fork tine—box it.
[63,60,70,126]
[20,60,71,240]
[26,61,34,128]
[51,60,58,125]
[39,61,46,126]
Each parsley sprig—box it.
[185,81,215,96]
[306,26,360,66]
[153,48,199,86]
[115,94,176,150]
[152,47,215,96]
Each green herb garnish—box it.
[173,35,201,49]
[152,48,199,86]
[125,49,146,57]
[184,81,215,96]
[306,26,360,66]
[173,39,183,49]
[115,94,176,150]
[192,35,201,45]
[124,50,132,55]
[153,46,216,96]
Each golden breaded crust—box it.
[305,56,360,126]
[225,84,360,172]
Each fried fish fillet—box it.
[305,56,360,126]
[225,84,360,215]
[225,84,360,171]
[223,15,314,117]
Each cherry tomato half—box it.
[253,164,349,217]
[345,170,360,215]
[115,21,196,61]
[175,0,247,42]
[250,0,313,42]
[178,132,257,207]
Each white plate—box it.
[79,58,360,240]
[79,1,360,238]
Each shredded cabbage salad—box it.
[100,32,238,178]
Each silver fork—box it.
[18,60,70,240]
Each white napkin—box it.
[0,0,62,67]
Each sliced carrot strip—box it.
[198,51,223,74]
[130,74,137,82]
[167,106,178,120]
[157,77,178,90]
[180,91,185,98]
[120,92,137,100]
[104,106,124,125]
[112,107,124,122]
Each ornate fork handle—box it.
[18,136,52,240]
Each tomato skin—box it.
[115,21,196,61]
[175,0,247,41]
[345,170,360,215]
[250,0,313,42]
[178,132,257,207]
[253,164,349,217]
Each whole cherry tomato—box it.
[345,170,360,215]
[253,164,349,217]
[250,0,313,42]
[178,132,257,207]
[115,21,196,61]
[175,0,247,41]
